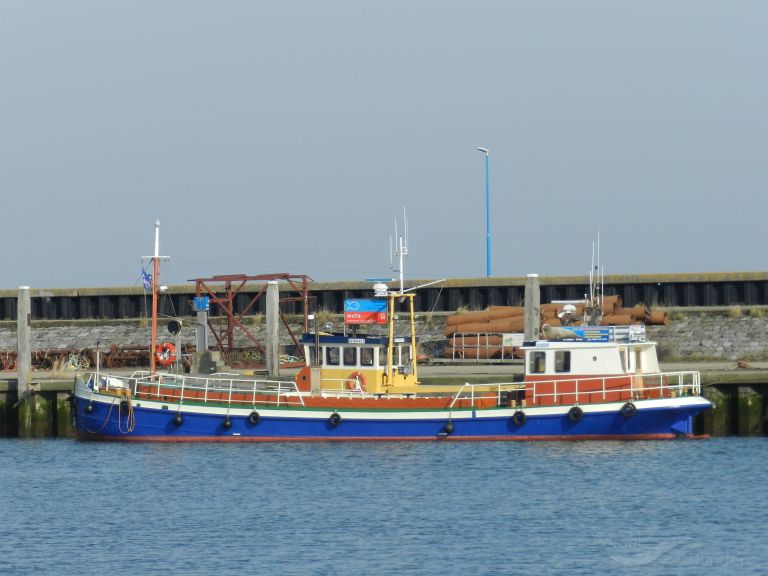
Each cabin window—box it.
[529,351,546,374]
[360,347,374,367]
[400,346,411,366]
[619,348,627,373]
[326,347,340,366]
[307,347,317,365]
[343,347,357,366]
[380,348,389,367]
[554,351,571,373]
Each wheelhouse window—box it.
[529,351,546,374]
[554,351,571,373]
[343,347,357,366]
[307,347,317,365]
[400,346,411,366]
[326,347,340,366]
[360,347,374,367]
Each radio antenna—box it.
[585,228,604,325]
[390,207,409,294]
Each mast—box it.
[585,229,604,326]
[142,219,168,377]
[382,208,442,387]
[391,207,408,295]
[151,220,160,376]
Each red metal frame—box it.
[193,273,312,361]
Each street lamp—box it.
[477,147,491,277]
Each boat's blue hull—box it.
[73,392,711,441]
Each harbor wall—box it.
[645,308,768,361]
[3,271,768,321]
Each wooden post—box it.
[524,274,540,341]
[17,286,32,437]
[265,281,280,377]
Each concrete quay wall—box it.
[645,308,768,361]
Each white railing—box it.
[448,381,520,409]
[89,371,305,408]
[319,377,366,396]
[449,371,701,409]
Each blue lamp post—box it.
[477,147,491,277]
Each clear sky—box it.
[2,1,766,289]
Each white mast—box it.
[391,207,408,295]
[585,228,604,325]
[142,219,169,377]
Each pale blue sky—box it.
[2,1,766,288]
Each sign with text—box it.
[502,333,525,347]
[344,299,388,325]
[562,326,611,342]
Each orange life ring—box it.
[346,371,366,392]
[155,342,177,366]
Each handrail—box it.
[320,377,366,396]
[90,371,306,408]
[449,381,516,409]
[450,370,701,408]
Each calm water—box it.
[1,438,766,576]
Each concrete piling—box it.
[56,391,74,437]
[265,281,280,377]
[16,286,33,438]
[737,386,764,436]
[0,383,18,436]
[524,274,541,341]
[28,392,54,437]
[700,386,733,436]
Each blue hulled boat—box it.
[72,221,710,441]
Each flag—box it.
[142,269,152,290]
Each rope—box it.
[84,395,135,434]
[84,398,117,434]
[427,282,446,315]
[118,397,136,433]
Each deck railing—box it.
[89,371,306,408]
[449,371,701,409]
[320,376,366,396]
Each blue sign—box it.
[344,299,387,313]
[564,327,611,342]
[344,298,388,325]
[193,296,210,312]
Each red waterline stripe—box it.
[76,432,707,442]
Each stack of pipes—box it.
[443,297,668,358]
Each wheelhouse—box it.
[520,325,671,406]
[302,335,414,372]
[523,340,661,378]
[296,291,422,395]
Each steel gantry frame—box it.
[193,273,312,360]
